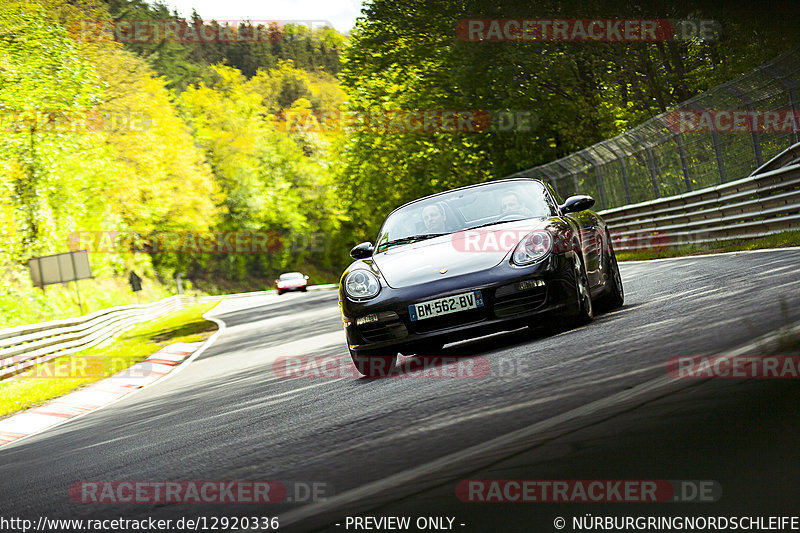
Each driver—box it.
[421,203,447,233]
[501,192,536,218]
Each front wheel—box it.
[349,348,397,378]
[572,253,594,325]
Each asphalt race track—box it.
[1,249,799,532]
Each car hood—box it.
[373,218,548,289]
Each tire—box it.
[349,347,398,378]
[277,290,284,295]
[595,231,624,311]
[572,250,594,325]
[301,287,307,292]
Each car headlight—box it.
[511,231,553,266]
[344,269,381,300]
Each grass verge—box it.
[617,230,800,261]
[0,300,220,419]
[0,275,178,329]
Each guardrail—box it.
[602,142,800,252]
[0,295,195,380]
[0,283,339,381]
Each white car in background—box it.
[275,272,309,295]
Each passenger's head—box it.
[501,192,523,214]
[421,204,446,233]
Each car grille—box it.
[493,286,547,317]
[358,320,408,343]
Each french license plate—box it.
[408,290,484,321]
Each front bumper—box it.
[277,284,307,292]
[340,253,577,353]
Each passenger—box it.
[421,204,447,233]
[501,192,536,218]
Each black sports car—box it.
[338,178,624,377]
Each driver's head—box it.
[421,204,446,233]
[501,192,523,214]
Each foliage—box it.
[336,0,800,240]
[2,0,800,327]
[102,0,345,90]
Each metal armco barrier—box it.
[0,284,338,381]
[601,142,800,251]
[0,295,194,380]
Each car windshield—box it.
[375,180,556,252]
[279,272,304,280]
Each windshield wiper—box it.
[463,215,546,231]
[464,219,524,231]
[382,233,446,249]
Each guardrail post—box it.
[763,63,800,147]
[711,129,728,183]
[674,132,693,192]
[628,132,661,199]
[601,141,632,204]
[686,103,727,183]
[553,160,580,196]
[69,253,84,314]
[530,168,564,199]
[544,176,559,197]
[726,86,763,168]
[577,152,607,209]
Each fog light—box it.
[517,279,545,291]
[356,314,379,326]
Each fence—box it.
[508,46,800,211]
[604,143,800,251]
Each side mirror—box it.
[304,275,309,280]
[560,195,595,214]
[350,242,374,259]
